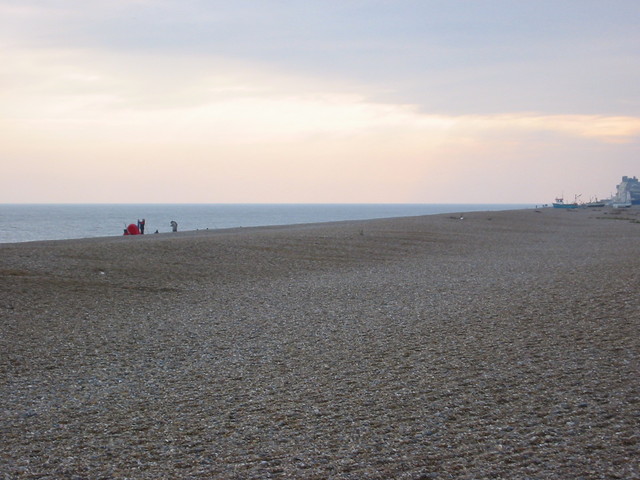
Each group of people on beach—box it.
[123,219,178,235]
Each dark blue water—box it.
[0,204,534,243]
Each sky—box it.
[1,1,639,204]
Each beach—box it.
[1,207,639,479]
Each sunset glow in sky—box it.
[1,1,639,203]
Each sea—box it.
[0,204,535,244]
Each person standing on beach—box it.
[139,218,145,234]
[170,220,178,232]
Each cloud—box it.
[3,46,639,145]
[1,42,638,203]
[449,114,640,144]
[2,1,639,118]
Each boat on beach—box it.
[612,201,632,208]
[552,196,579,209]
[552,175,638,209]
[585,197,606,208]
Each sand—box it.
[1,207,639,479]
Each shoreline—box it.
[1,207,639,478]
[0,203,537,245]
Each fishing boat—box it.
[552,196,579,209]
[612,202,632,208]
[585,197,606,208]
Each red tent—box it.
[124,223,141,235]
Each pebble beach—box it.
[1,207,639,479]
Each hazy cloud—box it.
[1,1,638,203]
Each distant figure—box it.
[138,218,146,234]
[170,220,178,232]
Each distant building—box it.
[615,176,640,205]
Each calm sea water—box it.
[0,204,534,244]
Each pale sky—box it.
[1,1,639,203]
